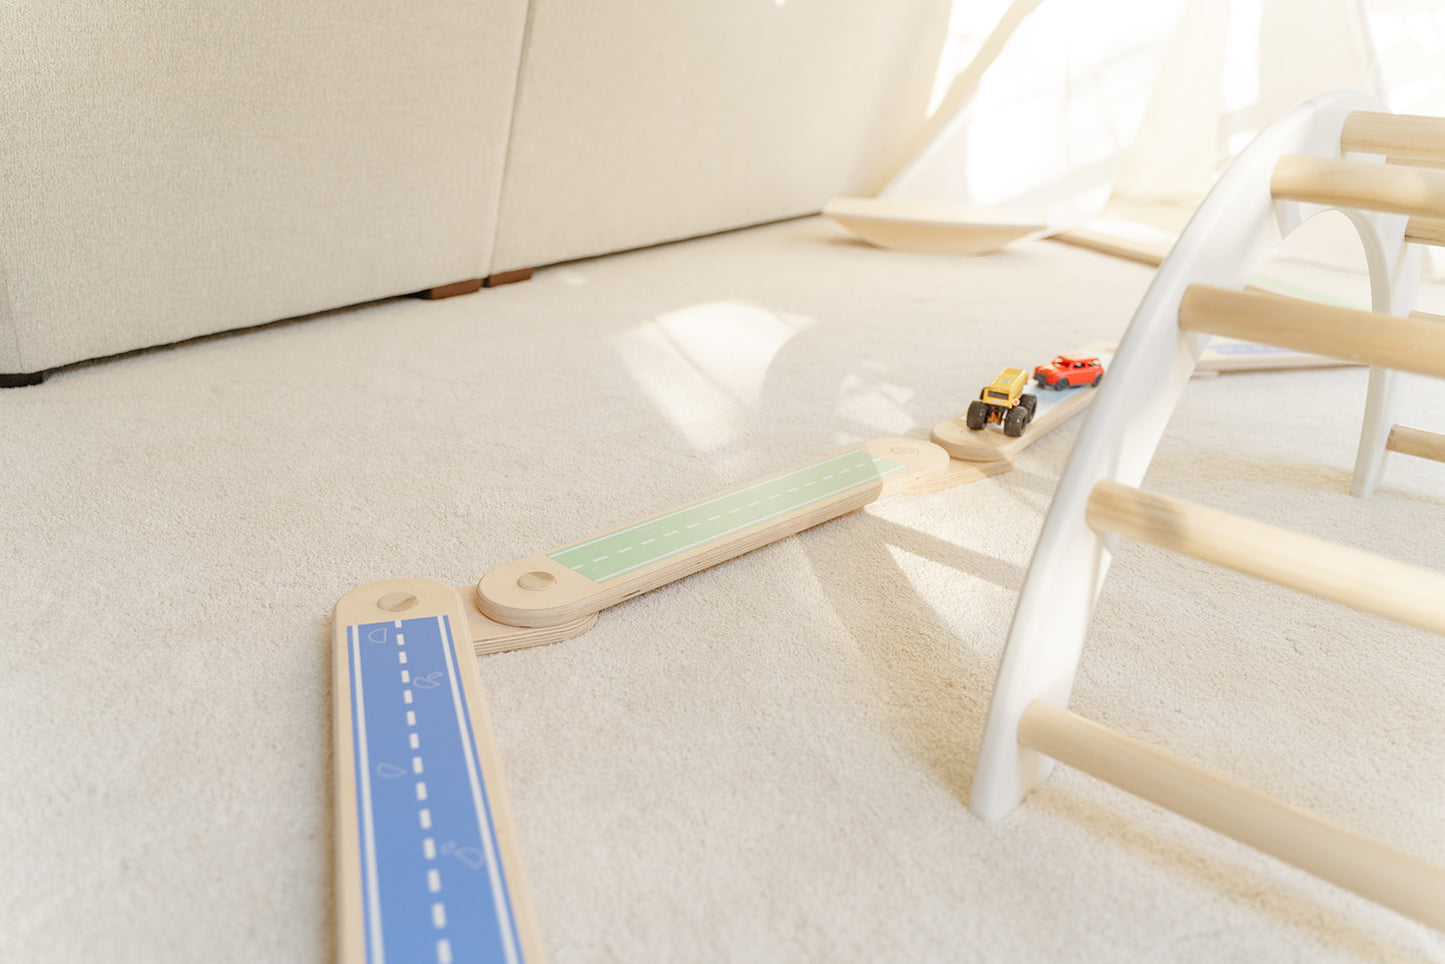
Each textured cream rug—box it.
[2,217,1442,961]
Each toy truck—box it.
[1034,352,1104,390]
[966,367,1037,437]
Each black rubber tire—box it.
[1021,393,1037,416]
[1055,378,1068,390]
[966,400,989,431]
[1092,374,1102,386]
[1003,405,1028,437]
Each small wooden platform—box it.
[931,382,1101,462]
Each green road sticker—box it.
[549,449,906,583]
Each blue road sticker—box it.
[347,615,525,964]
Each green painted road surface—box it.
[549,449,906,583]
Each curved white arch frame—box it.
[969,90,1421,822]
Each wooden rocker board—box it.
[822,197,1049,256]
[930,355,1111,463]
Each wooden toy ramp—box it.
[929,353,1108,464]
[334,418,1113,963]
[331,364,1117,960]
[969,92,1445,929]
[332,438,943,963]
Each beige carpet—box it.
[2,217,1442,962]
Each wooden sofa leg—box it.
[482,267,534,288]
[414,268,534,300]
[0,370,45,388]
[416,278,485,300]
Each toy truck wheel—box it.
[1092,374,1102,386]
[1003,405,1029,437]
[965,400,989,431]
[1021,393,1037,416]
[1054,377,1069,390]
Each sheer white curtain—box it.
[1370,1,1445,113]
[1114,0,1380,206]
[885,0,1183,227]
[903,0,1445,223]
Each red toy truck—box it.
[1034,353,1104,390]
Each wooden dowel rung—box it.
[1387,424,1445,463]
[1406,215,1445,247]
[1178,285,1445,380]
[1086,480,1445,635]
[1341,110,1445,161]
[1271,155,1445,218]
[1017,701,1445,930]
[1389,155,1445,171]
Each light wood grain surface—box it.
[1179,284,1445,379]
[1019,701,1445,931]
[1340,110,1445,161]
[1387,424,1445,463]
[1086,479,1445,635]
[332,579,548,964]
[476,439,950,628]
[1271,155,1445,218]
[931,385,1098,462]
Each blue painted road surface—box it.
[346,615,526,964]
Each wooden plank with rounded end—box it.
[1178,285,1445,379]
[476,439,950,628]
[332,578,547,964]
[1270,155,1445,219]
[1086,479,1445,635]
[901,456,1014,494]
[932,384,1100,463]
[1049,228,1169,267]
[1387,424,1445,464]
[1018,700,1445,931]
[1340,110,1445,162]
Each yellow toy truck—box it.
[965,367,1037,437]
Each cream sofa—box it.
[0,2,948,384]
